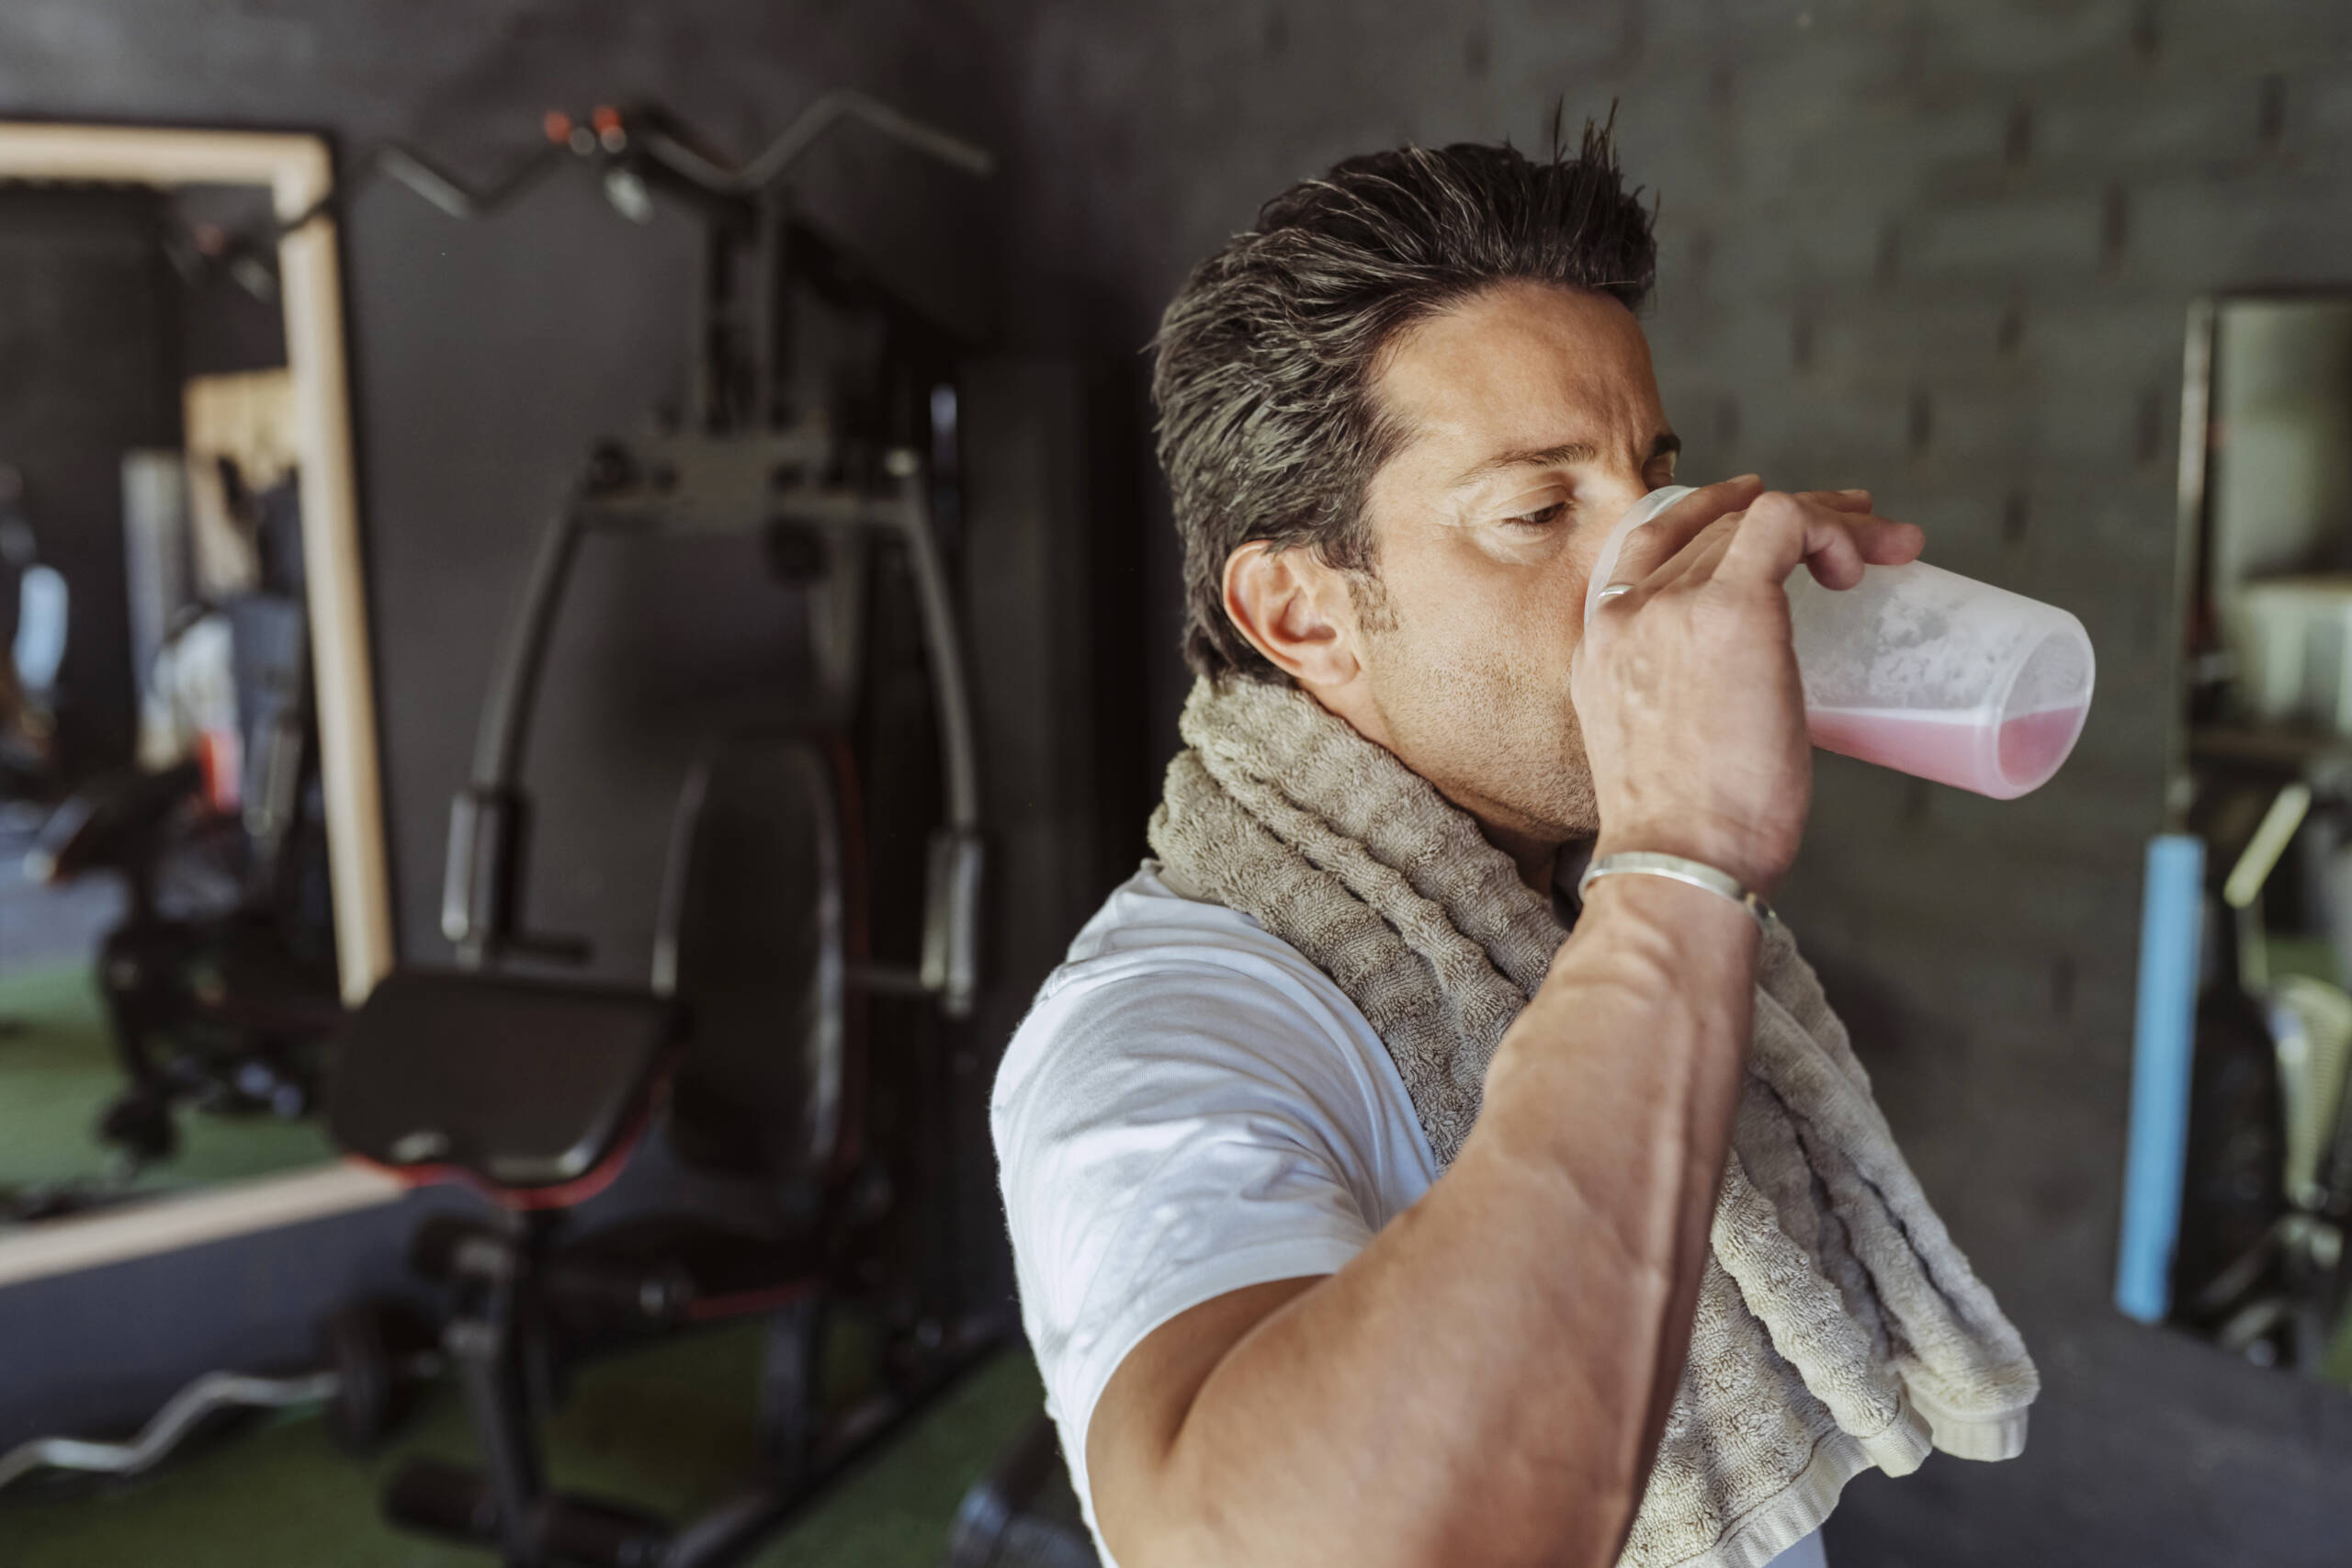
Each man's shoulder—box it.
[1056,860,1281,963]
[993,861,1388,1119]
[1033,861,1363,1021]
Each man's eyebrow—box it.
[1451,441,1597,488]
[1448,432,1681,489]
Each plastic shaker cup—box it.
[1581,485,2096,800]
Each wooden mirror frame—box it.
[0,122,403,1285]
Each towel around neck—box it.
[1148,673,2038,1568]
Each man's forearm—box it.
[1097,874,1758,1568]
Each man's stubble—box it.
[1351,573,1601,854]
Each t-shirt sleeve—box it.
[991,960,1383,1461]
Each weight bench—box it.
[329,735,924,1568]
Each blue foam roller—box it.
[2115,833,2205,1325]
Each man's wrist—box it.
[1518,866,1759,1055]
[1574,863,1760,942]
[1591,824,1780,900]
[1580,851,1777,936]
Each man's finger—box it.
[1591,513,1742,622]
[1849,518,1925,566]
[1645,513,1744,594]
[1604,474,1763,585]
[1615,489,1923,607]
[1793,488,1872,515]
[1715,491,1876,590]
[1796,517,1925,587]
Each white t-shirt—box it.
[991,861,1827,1568]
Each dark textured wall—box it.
[6,4,2352,1563]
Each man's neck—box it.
[1302,679,1567,897]
[1482,821,1563,898]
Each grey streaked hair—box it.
[1151,118,1659,683]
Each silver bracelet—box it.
[1577,851,1779,935]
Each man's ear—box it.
[1222,541,1363,690]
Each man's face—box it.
[1349,282,1679,847]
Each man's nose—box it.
[1587,467,1660,536]
[1572,465,1679,604]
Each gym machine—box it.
[319,93,999,1567]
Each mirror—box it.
[0,126,390,1243]
[2125,291,2352,1383]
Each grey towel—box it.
[1147,674,2037,1568]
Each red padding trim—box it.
[351,1038,683,1212]
[685,1276,824,1323]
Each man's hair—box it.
[1151,118,1659,683]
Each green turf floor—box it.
[1,1323,1049,1568]
[0,969,1057,1564]
[0,962,337,1201]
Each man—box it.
[993,125,2034,1568]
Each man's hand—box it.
[1572,479,1923,896]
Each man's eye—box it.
[1504,501,1567,529]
